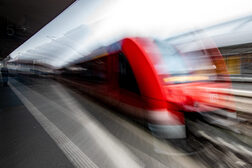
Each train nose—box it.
[164,84,217,112]
[165,86,193,106]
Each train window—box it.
[154,40,188,75]
[79,56,108,83]
[118,52,140,94]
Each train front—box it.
[147,39,235,137]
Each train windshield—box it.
[154,40,217,83]
[154,41,188,75]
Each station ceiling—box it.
[3,0,252,68]
[0,0,75,60]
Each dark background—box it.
[0,0,75,60]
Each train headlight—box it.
[163,75,209,83]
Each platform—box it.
[0,80,74,168]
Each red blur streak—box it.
[122,38,184,124]
[61,37,233,130]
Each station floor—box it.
[0,80,74,168]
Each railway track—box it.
[174,112,252,168]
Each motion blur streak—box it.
[6,77,207,168]
[12,79,143,168]
[52,84,203,168]
[51,84,143,168]
[52,84,205,168]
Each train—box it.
[60,37,234,139]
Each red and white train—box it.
[61,37,234,139]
